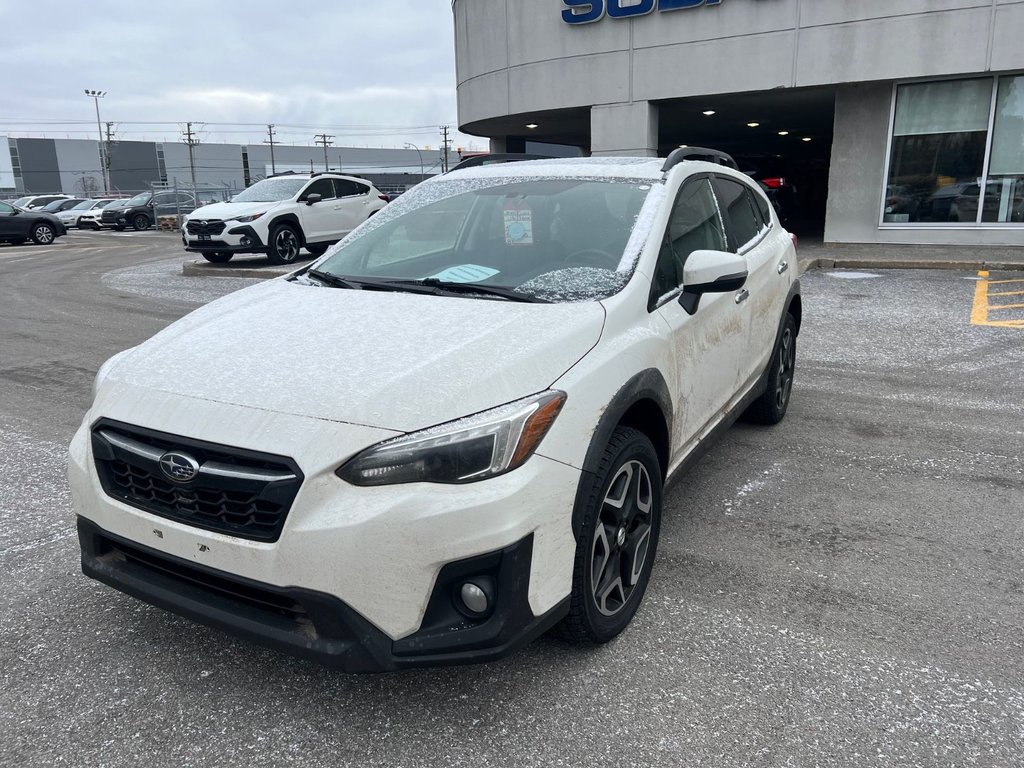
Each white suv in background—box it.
[181,172,389,265]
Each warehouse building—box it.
[453,0,1024,246]
[0,137,441,200]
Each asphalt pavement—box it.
[0,232,1022,767]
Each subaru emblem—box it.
[158,451,200,483]
[200,220,208,226]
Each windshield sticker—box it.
[503,203,534,245]
[429,264,501,283]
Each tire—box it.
[559,426,662,645]
[305,243,329,257]
[267,224,302,265]
[202,252,234,264]
[131,213,150,231]
[743,313,797,425]
[31,223,56,245]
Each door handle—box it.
[777,260,789,275]
[735,289,750,305]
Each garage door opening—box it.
[657,87,837,238]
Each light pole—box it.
[404,142,424,181]
[84,89,111,194]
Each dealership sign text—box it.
[562,0,723,25]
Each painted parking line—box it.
[971,271,1024,329]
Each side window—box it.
[650,178,727,305]
[712,176,763,251]
[0,202,14,214]
[334,179,367,197]
[751,187,772,225]
[303,178,336,200]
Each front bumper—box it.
[68,391,580,667]
[182,225,266,254]
[78,517,567,672]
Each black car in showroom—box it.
[0,201,66,245]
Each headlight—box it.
[92,348,135,399]
[337,391,566,486]
[234,212,265,223]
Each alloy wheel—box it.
[589,459,654,617]
[275,229,299,262]
[774,327,795,409]
[35,226,54,244]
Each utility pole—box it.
[314,134,334,171]
[264,124,277,175]
[84,90,111,194]
[182,122,199,189]
[440,125,451,173]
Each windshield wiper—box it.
[306,269,362,289]
[389,277,549,303]
[303,272,547,303]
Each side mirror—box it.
[679,249,748,315]
[305,193,322,206]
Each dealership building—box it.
[453,0,1024,246]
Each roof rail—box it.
[268,170,302,178]
[661,147,738,173]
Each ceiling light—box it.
[702,110,716,116]
[525,123,538,129]
[747,122,760,128]
[778,131,790,136]
[802,137,812,142]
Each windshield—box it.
[71,200,95,210]
[96,199,117,208]
[314,176,658,303]
[232,177,307,203]
[12,197,31,208]
[124,193,151,206]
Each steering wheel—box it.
[563,249,616,269]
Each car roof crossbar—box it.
[661,147,738,173]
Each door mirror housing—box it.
[679,249,748,315]
[305,193,322,206]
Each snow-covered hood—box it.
[186,201,276,222]
[103,279,606,432]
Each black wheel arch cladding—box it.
[571,368,672,536]
[268,214,304,245]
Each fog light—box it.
[459,582,489,616]
[240,236,252,247]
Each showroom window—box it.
[884,76,1024,226]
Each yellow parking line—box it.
[971,271,990,325]
[971,270,1024,329]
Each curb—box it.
[799,257,1024,275]
[182,259,304,279]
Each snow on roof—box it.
[441,156,665,182]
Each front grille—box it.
[91,420,303,542]
[186,219,226,235]
[101,209,119,222]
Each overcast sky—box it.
[0,0,483,151]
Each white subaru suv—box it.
[70,150,801,672]
[181,172,389,265]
